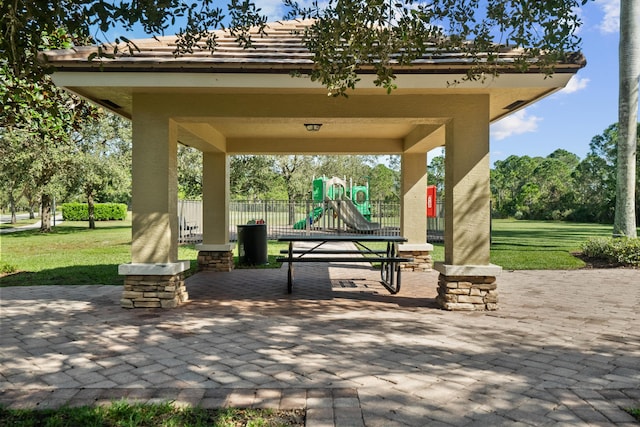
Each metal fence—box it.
[178,199,445,243]
[178,199,203,243]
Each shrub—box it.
[95,203,127,220]
[61,203,127,221]
[61,203,87,221]
[581,237,640,267]
[550,209,572,221]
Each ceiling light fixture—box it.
[304,123,322,132]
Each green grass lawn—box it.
[0,219,286,287]
[1,220,135,286]
[429,220,621,270]
[488,219,620,269]
[0,400,303,426]
[0,218,629,287]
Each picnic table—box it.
[276,235,413,295]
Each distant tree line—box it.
[0,113,405,226]
[179,152,403,204]
[3,116,636,229]
[491,123,640,224]
[0,111,131,229]
[4,1,635,235]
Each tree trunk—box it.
[88,192,96,229]
[288,200,296,226]
[25,191,37,219]
[614,1,640,238]
[9,192,17,224]
[40,194,52,232]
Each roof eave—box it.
[39,59,585,75]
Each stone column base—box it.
[398,243,434,271]
[196,243,235,272]
[118,261,190,309]
[434,263,502,311]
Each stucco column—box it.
[400,152,427,243]
[119,98,188,308]
[196,152,234,271]
[444,97,493,264]
[399,152,433,271]
[130,115,179,263]
[435,96,501,310]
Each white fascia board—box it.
[51,71,574,91]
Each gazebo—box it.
[40,20,586,310]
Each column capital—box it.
[399,243,434,252]
[434,262,502,277]
[118,261,191,276]
[196,243,235,252]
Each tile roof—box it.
[39,19,585,74]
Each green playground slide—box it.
[293,206,325,229]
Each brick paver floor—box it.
[1,257,638,426]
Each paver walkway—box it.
[0,215,64,234]
[1,261,638,426]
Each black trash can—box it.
[237,223,268,265]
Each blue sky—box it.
[488,0,623,164]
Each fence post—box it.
[264,201,268,229]
[304,200,311,236]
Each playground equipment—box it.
[293,176,380,231]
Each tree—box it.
[490,151,579,220]
[577,123,640,224]
[315,155,375,186]
[491,155,541,218]
[0,120,81,231]
[1,79,97,232]
[0,128,32,223]
[285,0,590,96]
[571,153,615,223]
[0,1,267,81]
[66,112,132,228]
[488,127,638,224]
[548,148,580,168]
[528,156,576,219]
[230,155,280,200]
[271,156,315,224]
[178,146,203,200]
[1,26,97,232]
[427,155,445,200]
[274,155,315,201]
[369,164,399,202]
[1,2,265,230]
[614,1,640,237]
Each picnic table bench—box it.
[276,235,413,295]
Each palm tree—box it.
[614,1,640,237]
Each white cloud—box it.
[559,75,590,94]
[491,109,542,141]
[595,0,620,34]
[258,0,287,20]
